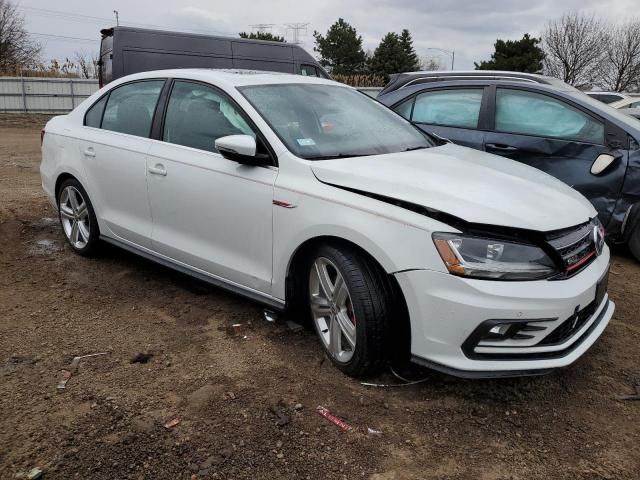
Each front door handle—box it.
[148,164,167,176]
[83,147,96,157]
[485,143,518,153]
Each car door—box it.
[483,86,628,226]
[78,79,165,248]
[146,79,277,294]
[393,87,488,148]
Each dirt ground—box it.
[1,114,639,480]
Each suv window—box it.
[101,81,164,137]
[496,88,604,144]
[410,89,483,128]
[163,81,255,153]
[622,100,640,109]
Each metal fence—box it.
[0,77,99,114]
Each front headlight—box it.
[432,232,558,280]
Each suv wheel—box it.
[307,244,391,377]
[57,179,100,256]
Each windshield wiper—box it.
[307,153,374,160]
[402,145,430,152]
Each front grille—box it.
[546,220,597,276]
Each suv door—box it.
[80,79,165,247]
[146,80,277,294]
[483,87,628,226]
[393,87,487,148]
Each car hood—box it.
[310,143,595,232]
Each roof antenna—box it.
[113,10,119,26]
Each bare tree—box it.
[543,12,606,87]
[74,51,99,79]
[0,0,41,73]
[600,20,640,92]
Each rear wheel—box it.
[57,179,100,256]
[307,244,391,377]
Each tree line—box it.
[475,13,640,92]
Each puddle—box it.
[28,238,62,256]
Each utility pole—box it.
[284,23,309,44]
[113,10,119,26]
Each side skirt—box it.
[100,235,286,311]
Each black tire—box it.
[305,244,393,377]
[629,224,640,261]
[57,178,100,256]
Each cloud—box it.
[24,0,635,69]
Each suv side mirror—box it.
[215,135,270,166]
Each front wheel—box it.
[307,244,392,377]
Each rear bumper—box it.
[394,248,613,377]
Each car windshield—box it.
[239,83,433,160]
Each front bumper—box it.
[394,247,613,377]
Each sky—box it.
[19,0,638,71]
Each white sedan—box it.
[40,69,613,378]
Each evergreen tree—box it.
[239,31,285,42]
[313,19,367,74]
[369,29,421,78]
[475,33,544,73]
[399,29,420,71]
[368,33,405,77]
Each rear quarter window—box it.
[100,80,164,138]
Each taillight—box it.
[41,129,45,146]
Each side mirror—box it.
[590,153,616,175]
[215,135,269,166]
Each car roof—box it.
[109,68,341,89]
[610,97,639,108]
[378,70,577,96]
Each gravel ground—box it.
[1,114,639,479]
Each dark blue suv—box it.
[378,71,640,260]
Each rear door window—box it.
[496,88,604,144]
[411,89,483,128]
[101,80,164,138]
[162,80,255,153]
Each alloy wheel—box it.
[59,186,91,249]
[309,257,357,363]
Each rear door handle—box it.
[148,164,167,176]
[83,147,96,157]
[486,143,518,153]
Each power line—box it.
[19,5,234,36]
[250,24,275,34]
[28,32,97,44]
